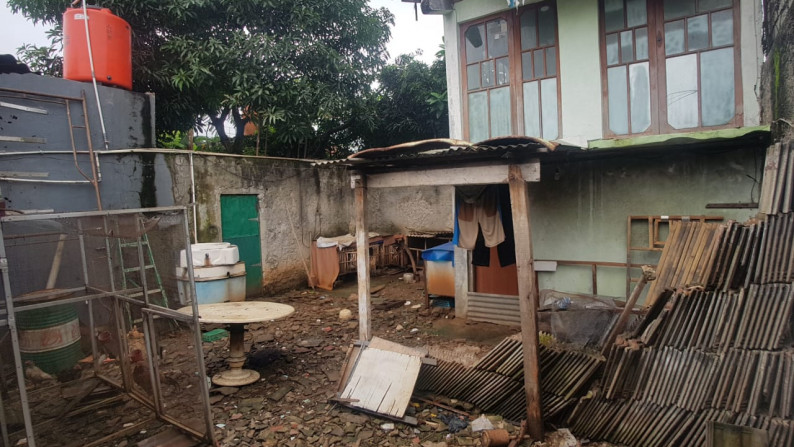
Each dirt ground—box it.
[188,271,617,447]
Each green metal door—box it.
[221,195,262,297]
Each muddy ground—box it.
[191,272,617,447]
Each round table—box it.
[178,301,295,386]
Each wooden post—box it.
[601,266,656,356]
[507,164,543,440]
[353,173,371,341]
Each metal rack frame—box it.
[0,206,215,447]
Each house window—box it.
[461,3,560,143]
[600,0,741,136]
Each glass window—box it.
[523,81,541,138]
[700,0,732,11]
[700,48,734,126]
[534,49,545,78]
[467,64,480,91]
[496,57,510,86]
[606,33,620,65]
[546,48,557,76]
[540,78,559,139]
[608,66,629,135]
[538,6,556,45]
[482,60,495,88]
[605,0,625,32]
[711,10,733,46]
[521,53,533,81]
[666,54,699,129]
[620,30,634,63]
[626,0,647,27]
[520,9,538,49]
[629,62,651,132]
[665,20,685,55]
[687,15,709,51]
[489,87,512,137]
[468,91,488,143]
[487,20,509,58]
[465,25,486,62]
[635,27,648,60]
[664,0,695,20]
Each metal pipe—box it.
[1,205,187,222]
[189,152,198,244]
[0,177,92,184]
[0,222,38,446]
[80,91,103,210]
[45,233,67,289]
[0,151,94,156]
[80,0,111,152]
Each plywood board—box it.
[368,336,428,357]
[340,347,422,418]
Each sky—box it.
[0,1,444,64]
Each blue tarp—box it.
[421,241,455,263]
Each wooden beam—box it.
[507,164,543,440]
[366,160,539,188]
[353,174,372,341]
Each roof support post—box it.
[507,164,543,440]
[352,173,371,341]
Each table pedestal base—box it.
[212,322,260,386]
[212,368,260,387]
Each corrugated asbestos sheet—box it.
[416,334,603,423]
[570,146,794,447]
[466,292,521,326]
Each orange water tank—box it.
[63,7,132,90]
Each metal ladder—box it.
[117,232,169,309]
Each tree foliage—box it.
[11,0,393,157]
[354,50,449,150]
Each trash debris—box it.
[439,413,468,433]
[471,414,495,432]
[338,309,353,321]
[380,423,395,431]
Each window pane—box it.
[700,0,732,11]
[604,0,625,32]
[621,30,635,63]
[523,81,541,137]
[608,66,629,135]
[606,33,620,65]
[520,9,538,50]
[626,0,647,27]
[468,91,489,142]
[496,57,510,86]
[522,52,533,80]
[636,27,649,60]
[538,6,556,46]
[664,0,695,20]
[546,48,557,76]
[465,25,486,63]
[665,20,685,55]
[534,49,545,78]
[467,64,480,90]
[712,9,734,46]
[540,78,559,139]
[487,19,509,58]
[666,54,699,129]
[687,15,709,51]
[701,48,735,126]
[489,87,512,138]
[630,62,651,132]
[482,60,495,88]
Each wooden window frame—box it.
[599,0,743,138]
[459,2,562,143]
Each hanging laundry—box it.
[454,186,506,250]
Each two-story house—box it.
[405,0,770,323]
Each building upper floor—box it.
[436,0,764,147]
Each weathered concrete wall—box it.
[530,144,763,299]
[0,73,155,213]
[368,186,454,234]
[761,0,794,141]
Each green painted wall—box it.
[529,145,764,300]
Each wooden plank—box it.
[369,336,428,357]
[366,160,540,188]
[759,143,781,214]
[353,174,371,341]
[774,142,790,214]
[507,164,543,440]
[340,348,422,418]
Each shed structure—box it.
[337,136,569,439]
